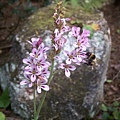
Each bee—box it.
[85,52,99,69]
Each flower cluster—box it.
[20,38,50,93]
[20,0,90,93]
[52,1,71,53]
[20,1,91,119]
[50,1,90,78]
[58,26,90,77]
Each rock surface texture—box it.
[0,4,111,120]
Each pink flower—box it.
[29,48,42,59]
[24,65,40,82]
[41,68,50,77]
[56,17,67,26]
[37,76,49,93]
[64,50,77,64]
[81,29,90,37]
[23,56,33,65]
[38,42,49,54]
[20,73,33,88]
[53,35,67,51]
[75,48,87,62]
[69,26,80,38]
[28,38,42,48]
[59,63,76,77]
[54,29,60,37]
[75,35,90,50]
[33,56,50,71]
[61,26,71,33]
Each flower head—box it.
[20,73,33,88]
[69,26,80,38]
[28,38,42,48]
[59,63,76,77]
[37,76,49,93]
[64,50,77,64]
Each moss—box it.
[26,4,101,34]
[28,5,54,32]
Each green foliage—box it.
[100,102,120,120]
[82,0,106,11]
[65,0,108,11]
[101,104,108,111]
[0,112,5,120]
[70,0,79,6]
[0,88,10,109]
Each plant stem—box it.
[33,83,36,120]
[35,59,55,120]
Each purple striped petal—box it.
[25,70,32,75]
[65,69,70,77]
[68,65,76,71]
[20,80,29,85]
[23,58,31,64]
[66,58,71,64]
[37,86,41,93]
[41,85,49,91]
[31,74,36,82]
[77,56,82,62]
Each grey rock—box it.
[0,5,111,120]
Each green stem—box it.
[35,59,55,120]
[33,83,36,120]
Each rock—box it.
[0,4,111,120]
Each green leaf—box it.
[106,80,112,83]
[101,104,108,111]
[102,112,109,120]
[0,99,4,108]
[108,106,114,112]
[113,101,119,107]
[0,112,5,120]
[109,116,114,120]
[113,110,119,119]
[0,88,10,108]
[118,112,120,120]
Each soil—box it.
[0,1,120,120]
[102,3,120,104]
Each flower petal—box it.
[58,63,65,69]
[41,85,49,91]
[77,56,82,62]
[28,82,33,88]
[37,66,42,71]
[37,86,41,93]
[66,58,71,64]
[31,75,36,82]
[25,70,32,75]
[68,65,76,71]
[20,80,29,85]
[65,69,70,77]
[23,58,31,65]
